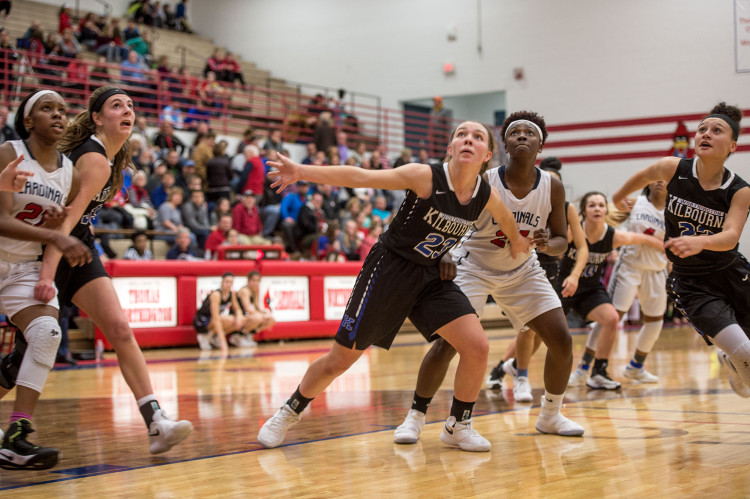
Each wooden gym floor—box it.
[0,324,748,497]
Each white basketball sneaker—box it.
[718,351,750,398]
[393,409,425,444]
[586,372,622,390]
[196,334,212,351]
[439,416,491,452]
[148,409,194,454]
[568,368,587,387]
[513,376,534,403]
[622,365,659,383]
[258,404,302,448]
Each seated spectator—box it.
[123,231,154,260]
[130,115,150,146]
[301,142,317,165]
[0,104,19,143]
[153,121,187,156]
[371,195,391,225]
[160,97,184,130]
[120,49,149,85]
[175,0,193,34]
[203,47,224,78]
[358,220,384,261]
[205,141,233,203]
[123,18,140,41]
[150,169,175,208]
[77,14,101,51]
[166,228,202,260]
[59,4,74,33]
[58,27,81,57]
[223,228,240,246]
[313,111,336,154]
[222,51,244,87]
[90,55,111,82]
[126,30,152,66]
[263,129,284,154]
[162,3,176,29]
[199,71,225,116]
[155,186,189,243]
[337,219,362,261]
[232,191,270,245]
[181,189,211,248]
[205,213,234,258]
[95,25,126,62]
[336,131,350,162]
[193,272,243,352]
[236,270,276,345]
[125,170,156,230]
[210,197,231,226]
[175,164,198,196]
[392,147,412,168]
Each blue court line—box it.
[0,384,745,492]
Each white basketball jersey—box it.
[0,140,73,262]
[451,166,551,271]
[618,194,667,271]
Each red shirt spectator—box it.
[232,193,263,237]
[239,146,265,196]
[205,213,233,256]
[59,6,73,33]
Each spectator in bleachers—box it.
[160,96,184,130]
[315,183,339,221]
[223,228,240,246]
[182,189,211,248]
[153,121,187,156]
[369,147,389,170]
[222,51,245,88]
[359,219,383,261]
[132,116,150,145]
[166,228,202,260]
[392,147,412,168]
[348,141,369,166]
[134,0,156,25]
[263,129,284,154]
[371,195,391,225]
[301,142,317,164]
[204,48,224,78]
[146,160,167,194]
[232,191,269,245]
[313,111,336,155]
[205,213,234,258]
[26,28,45,65]
[58,27,81,57]
[278,180,309,252]
[316,220,343,261]
[96,25,126,62]
[200,71,225,116]
[162,3,176,30]
[210,197,231,226]
[296,191,328,255]
[123,19,140,41]
[120,48,148,83]
[191,131,215,182]
[152,2,167,28]
[134,147,157,174]
[336,131,350,162]
[155,186,189,243]
[59,4,74,33]
[175,0,193,33]
[123,231,154,260]
[337,219,361,261]
[126,171,156,230]
[234,127,256,155]
[90,55,111,82]
[174,161,198,194]
[326,145,340,166]
[205,141,233,203]
[0,105,19,143]
[126,30,152,66]
[22,20,41,40]
[150,169,175,208]
[77,14,101,51]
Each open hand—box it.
[0,154,33,192]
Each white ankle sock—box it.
[713,325,750,386]
[540,391,563,417]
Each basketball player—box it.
[580,181,668,384]
[2,86,194,454]
[486,161,589,402]
[236,270,276,346]
[613,102,750,398]
[393,112,584,445]
[258,121,531,452]
[563,192,663,390]
[0,90,88,470]
[194,272,244,352]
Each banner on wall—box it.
[736,0,750,72]
[323,275,356,320]
[112,277,177,328]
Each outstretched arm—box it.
[613,229,665,252]
[268,153,434,198]
[612,157,679,211]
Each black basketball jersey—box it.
[379,163,491,266]
[665,158,750,274]
[537,200,570,267]
[196,289,233,317]
[67,136,114,247]
[560,223,615,288]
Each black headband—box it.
[705,114,740,140]
[90,88,127,114]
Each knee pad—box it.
[24,316,62,370]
